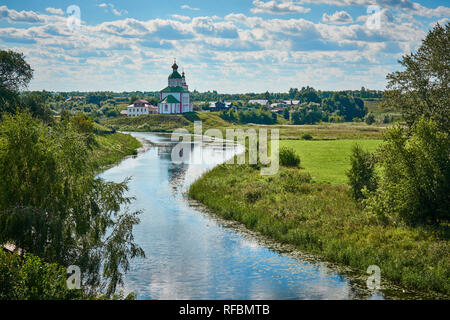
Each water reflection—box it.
[101,132,386,300]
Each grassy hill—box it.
[104,112,232,133]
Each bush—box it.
[329,114,344,123]
[365,113,376,125]
[301,133,313,140]
[0,250,87,300]
[364,118,449,225]
[279,147,301,167]
[346,144,378,201]
[383,114,393,124]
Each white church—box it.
[158,60,193,114]
[127,60,193,117]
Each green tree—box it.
[71,114,96,148]
[384,23,449,132]
[282,107,290,120]
[0,50,33,115]
[346,144,378,201]
[0,50,33,92]
[0,112,144,296]
[364,118,449,225]
[22,92,54,124]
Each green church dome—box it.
[168,71,182,79]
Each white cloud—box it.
[45,7,64,15]
[251,0,310,15]
[297,0,450,17]
[429,17,449,27]
[0,2,445,92]
[192,17,239,38]
[181,5,200,11]
[98,3,128,16]
[0,5,45,23]
[411,3,450,18]
[296,0,415,8]
[171,14,191,21]
[322,11,353,24]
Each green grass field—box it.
[280,139,383,184]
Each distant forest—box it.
[31,86,383,105]
[22,87,384,124]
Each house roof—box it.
[160,95,180,104]
[134,99,150,105]
[284,100,300,105]
[161,86,188,93]
[249,100,269,105]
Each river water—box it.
[100,132,385,300]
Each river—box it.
[99,132,385,300]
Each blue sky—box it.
[0,1,448,93]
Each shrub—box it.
[279,147,301,167]
[383,114,393,124]
[280,170,312,193]
[301,133,313,140]
[0,250,86,300]
[329,114,345,123]
[346,144,378,201]
[365,113,376,125]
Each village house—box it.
[248,99,269,107]
[283,100,300,106]
[127,99,158,117]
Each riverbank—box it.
[189,164,449,297]
[91,131,142,170]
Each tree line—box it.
[347,23,449,226]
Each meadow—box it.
[279,139,383,184]
[189,164,449,297]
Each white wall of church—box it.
[168,78,182,87]
[182,93,190,112]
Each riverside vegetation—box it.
[189,135,448,296]
[0,50,143,299]
[190,24,449,297]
